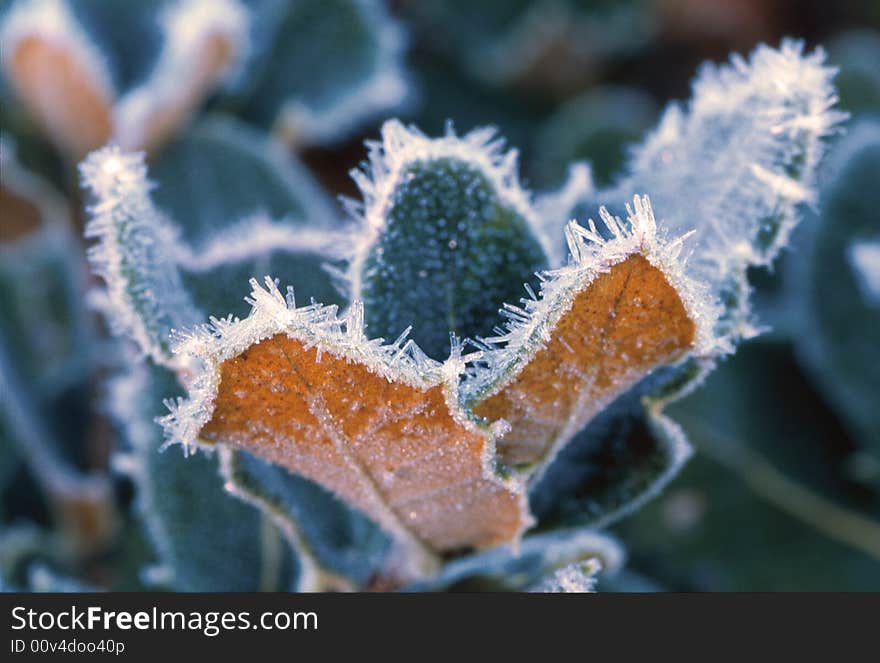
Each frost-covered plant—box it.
[76,40,843,590]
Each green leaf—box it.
[533,86,657,188]
[528,361,697,529]
[0,225,93,472]
[64,0,166,92]
[1,142,113,554]
[827,30,880,114]
[81,147,200,365]
[352,120,548,359]
[81,116,344,362]
[616,341,880,590]
[618,350,880,590]
[399,0,649,92]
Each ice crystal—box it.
[532,559,601,593]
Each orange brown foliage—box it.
[474,254,695,467]
[200,335,528,553]
[9,36,113,159]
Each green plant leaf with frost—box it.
[348,120,549,360]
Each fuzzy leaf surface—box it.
[351,120,548,360]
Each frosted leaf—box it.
[218,446,391,591]
[80,146,200,366]
[1,135,91,423]
[149,116,340,241]
[348,119,548,359]
[145,116,346,319]
[411,1,648,93]
[80,124,345,365]
[160,276,531,581]
[529,377,699,532]
[607,40,845,346]
[0,0,114,158]
[464,196,717,478]
[0,138,114,555]
[798,119,880,454]
[80,129,358,589]
[0,335,115,557]
[172,212,343,274]
[848,239,880,305]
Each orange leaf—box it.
[5,34,114,160]
[474,254,695,466]
[464,196,714,475]
[163,284,530,579]
[1,0,246,157]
